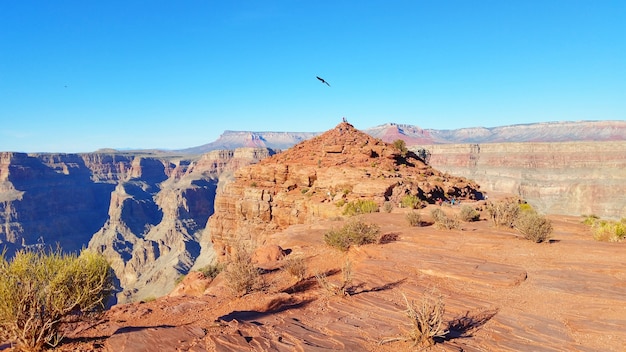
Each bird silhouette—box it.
[316,76,330,86]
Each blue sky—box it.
[1,1,624,153]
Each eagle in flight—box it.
[316,76,330,86]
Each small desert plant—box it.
[343,199,379,216]
[0,248,113,351]
[283,255,307,281]
[393,139,408,157]
[382,201,394,213]
[175,274,186,285]
[406,211,422,227]
[514,212,553,243]
[401,194,423,209]
[324,219,380,251]
[380,290,448,348]
[224,245,260,297]
[591,219,626,242]
[581,214,600,226]
[315,258,353,296]
[486,199,520,228]
[430,208,460,230]
[459,205,480,222]
[197,262,224,279]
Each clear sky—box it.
[1,1,624,153]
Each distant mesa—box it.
[178,120,626,155]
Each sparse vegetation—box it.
[343,199,379,216]
[430,208,460,230]
[324,219,380,251]
[380,290,448,348]
[406,211,422,227]
[382,201,394,213]
[459,205,480,222]
[0,248,113,351]
[224,245,260,297]
[587,217,626,242]
[283,255,307,281]
[582,214,600,226]
[401,194,423,209]
[315,258,353,296]
[393,139,408,157]
[486,199,520,228]
[514,211,553,243]
[197,262,224,279]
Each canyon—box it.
[0,120,624,305]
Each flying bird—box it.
[316,76,330,86]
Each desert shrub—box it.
[197,262,224,279]
[401,194,422,209]
[224,245,260,297]
[315,258,353,296]
[324,219,380,251]
[459,205,480,222]
[486,199,520,228]
[592,220,626,242]
[514,212,553,243]
[406,211,422,227]
[581,214,600,226]
[518,203,535,213]
[0,249,113,351]
[393,139,408,157]
[380,290,448,348]
[283,255,307,281]
[175,274,186,285]
[343,199,379,216]
[430,208,460,230]
[382,201,394,213]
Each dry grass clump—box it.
[430,208,460,230]
[324,219,380,251]
[380,289,449,348]
[343,199,379,216]
[0,249,113,351]
[587,217,626,242]
[224,245,261,297]
[486,199,520,228]
[405,211,423,227]
[401,194,423,209]
[315,258,353,297]
[514,211,553,243]
[459,205,480,222]
[283,255,307,281]
[382,201,394,213]
[197,262,224,279]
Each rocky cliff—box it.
[423,141,626,219]
[0,148,273,303]
[208,122,481,259]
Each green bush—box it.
[486,199,520,228]
[430,208,460,230]
[0,249,113,351]
[459,205,480,222]
[324,219,380,251]
[581,214,600,226]
[343,199,379,216]
[401,194,423,209]
[197,262,224,279]
[406,211,422,227]
[514,212,553,243]
[393,139,408,157]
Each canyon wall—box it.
[422,141,626,219]
[0,148,273,303]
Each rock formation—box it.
[424,141,626,218]
[208,122,481,259]
[0,148,273,303]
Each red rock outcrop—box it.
[208,123,481,259]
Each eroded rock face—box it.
[0,149,271,303]
[208,123,481,259]
[424,141,626,218]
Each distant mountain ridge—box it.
[180,120,626,154]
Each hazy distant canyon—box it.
[1,120,624,302]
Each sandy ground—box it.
[3,199,625,351]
